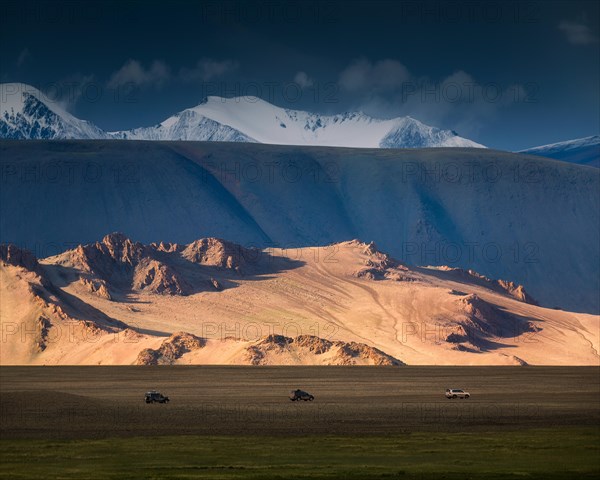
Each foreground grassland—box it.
[1,367,598,478]
[1,429,599,479]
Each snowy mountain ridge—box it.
[1,83,484,148]
[519,135,599,152]
[518,135,600,167]
[111,95,485,148]
[0,83,108,140]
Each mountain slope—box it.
[1,238,598,366]
[1,140,598,313]
[0,83,108,140]
[111,95,485,148]
[109,109,256,142]
[518,135,600,167]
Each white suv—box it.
[445,388,470,399]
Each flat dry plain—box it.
[1,366,598,439]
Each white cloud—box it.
[56,73,97,109]
[337,58,526,138]
[293,71,314,89]
[107,59,171,89]
[339,58,411,92]
[107,58,237,89]
[179,59,239,82]
[17,48,30,68]
[559,20,598,45]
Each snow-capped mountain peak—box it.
[0,83,107,140]
[112,94,485,148]
[1,83,484,148]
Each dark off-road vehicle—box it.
[289,389,314,401]
[145,390,170,403]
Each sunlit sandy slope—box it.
[1,238,597,365]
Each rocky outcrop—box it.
[34,315,51,352]
[334,341,402,366]
[349,240,418,282]
[68,233,149,279]
[79,277,112,300]
[152,241,182,253]
[59,233,148,285]
[136,332,205,365]
[496,280,538,305]
[244,334,403,366]
[446,294,539,349]
[182,237,258,273]
[294,334,333,354]
[54,234,262,296]
[132,260,191,295]
[57,233,191,295]
[434,266,538,305]
[0,244,40,272]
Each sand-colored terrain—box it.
[0,235,598,365]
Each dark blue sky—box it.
[1,0,598,150]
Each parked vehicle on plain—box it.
[145,390,170,403]
[289,389,315,401]
[445,388,470,399]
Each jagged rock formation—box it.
[432,266,538,305]
[0,244,41,272]
[51,233,259,296]
[132,260,191,295]
[349,240,419,282]
[135,332,403,366]
[244,334,404,366]
[136,332,205,365]
[79,277,112,300]
[495,279,537,305]
[182,237,258,273]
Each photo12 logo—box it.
[1,161,139,185]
